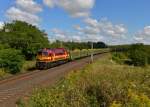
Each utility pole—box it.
[60,41,63,48]
[91,42,93,63]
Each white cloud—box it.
[80,26,100,35]
[84,18,127,37]
[16,0,42,14]
[6,7,40,25]
[142,26,150,36]
[134,36,144,42]
[43,0,95,17]
[72,35,82,42]
[51,18,128,44]
[49,17,128,44]
[133,26,150,44]
[43,0,56,8]
[51,28,69,41]
[98,19,127,37]
[84,18,99,27]
[85,34,103,42]
[51,28,83,42]
[6,0,42,25]
[0,22,4,29]
[74,17,127,43]
[73,25,82,31]
[135,26,150,38]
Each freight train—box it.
[36,48,109,69]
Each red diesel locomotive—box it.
[36,48,70,69]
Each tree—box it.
[94,42,107,48]
[128,44,148,66]
[0,49,24,74]
[0,21,50,60]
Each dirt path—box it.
[0,54,106,107]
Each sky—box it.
[0,0,150,45]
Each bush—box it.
[128,44,148,66]
[145,46,150,64]
[110,90,150,107]
[112,53,127,64]
[111,44,150,66]
[0,44,9,50]
[0,49,24,74]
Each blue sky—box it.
[0,0,150,45]
[93,0,150,31]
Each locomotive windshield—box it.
[43,52,48,56]
[38,51,48,56]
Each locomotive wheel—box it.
[47,62,52,69]
[44,63,48,70]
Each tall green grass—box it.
[20,54,150,107]
[22,61,36,72]
[0,69,13,80]
[0,61,36,79]
[0,68,9,79]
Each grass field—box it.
[20,54,150,107]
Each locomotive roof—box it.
[38,48,67,52]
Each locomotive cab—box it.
[37,50,53,61]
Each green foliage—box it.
[0,21,49,74]
[128,44,148,66]
[0,68,7,78]
[110,90,150,107]
[28,87,89,107]
[22,61,36,71]
[21,55,150,107]
[16,99,25,107]
[0,44,9,50]
[50,40,107,50]
[125,89,150,107]
[0,21,49,60]
[112,53,127,64]
[0,49,24,74]
[145,45,150,64]
[112,44,150,67]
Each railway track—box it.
[0,53,107,107]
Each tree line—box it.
[111,43,150,66]
[50,40,107,50]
